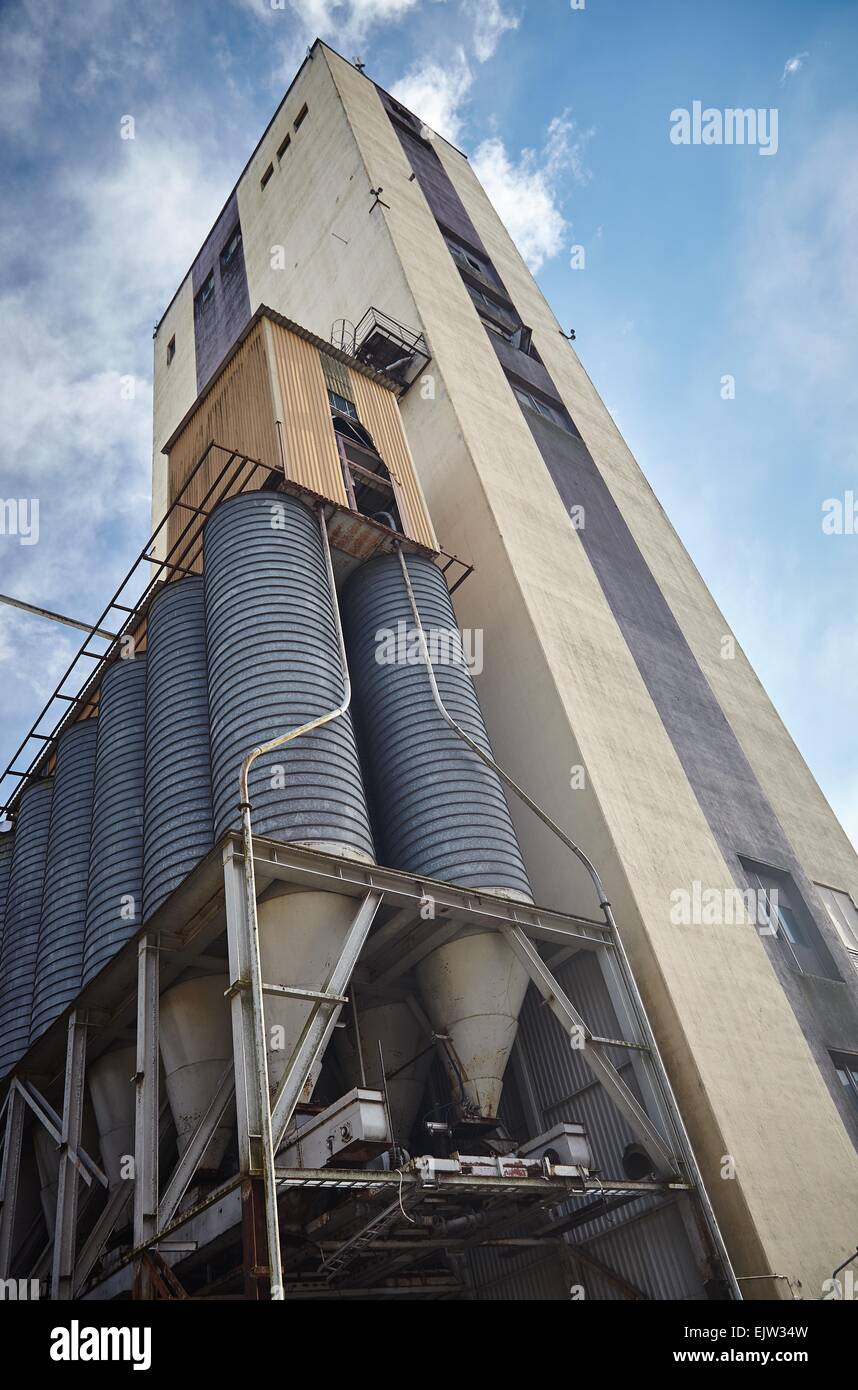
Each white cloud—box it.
[467,0,519,62]
[472,114,592,271]
[391,49,474,143]
[781,51,809,84]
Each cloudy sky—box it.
[0,0,856,844]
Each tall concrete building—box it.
[150,42,858,1296]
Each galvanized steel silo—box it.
[30,720,99,1045]
[143,576,228,1157]
[0,830,13,959]
[0,779,53,1076]
[203,491,376,1106]
[203,491,374,859]
[143,576,214,920]
[82,657,147,986]
[343,553,532,1120]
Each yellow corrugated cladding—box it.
[165,320,277,560]
[269,321,348,506]
[347,368,438,551]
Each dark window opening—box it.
[509,380,576,434]
[166,335,176,365]
[220,225,243,271]
[260,163,274,190]
[449,241,485,275]
[328,389,359,421]
[741,858,838,980]
[334,423,403,533]
[832,1053,858,1112]
[277,133,291,161]
[195,271,215,311]
[294,103,309,131]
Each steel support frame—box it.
[222,840,384,1298]
[51,1011,88,1299]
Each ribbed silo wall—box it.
[30,720,99,1044]
[0,832,14,959]
[82,658,147,986]
[143,577,214,920]
[342,553,531,896]
[203,492,374,860]
[0,780,53,1075]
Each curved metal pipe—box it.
[238,503,352,1301]
[395,546,740,1299]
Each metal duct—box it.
[30,720,99,1045]
[342,554,531,895]
[0,779,53,1076]
[82,658,147,986]
[203,492,374,859]
[143,577,214,921]
[342,553,533,1118]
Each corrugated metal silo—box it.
[343,553,533,1119]
[82,657,147,986]
[0,779,53,1076]
[30,720,99,1045]
[143,576,214,921]
[203,491,377,1108]
[203,491,374,859]
[0,830,13,959]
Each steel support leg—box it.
[501,925,677,1177]
[0,1082,26,1277]
[269,889,383,1151]
[51,1012,88,1299]
[133,933,160,1299]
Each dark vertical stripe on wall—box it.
[192,191,251,394]
[378,87,858,1143]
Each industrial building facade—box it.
[0,40,856,1303]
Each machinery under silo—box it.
[0,310,737,1303]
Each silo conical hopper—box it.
[343,554,533,1121]
[333,997,433,1145]
[33,1104,100,1229]
[204,492,375,1115]
[88,1045,137,1187]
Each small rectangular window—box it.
[294,104,308,131]
[832,1052,858,1111]
[277,133,291,161]
[166,335,176,365]
[816,883,858,960]
[195,271,215,310]
[260,163,274,190]
[220,226,242,271]
[328,389,358,421]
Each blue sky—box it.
[0,0,856,843]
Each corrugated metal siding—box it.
[165,320,277,563]
[347,367,438,551]
[470,950,706,1301]
[269,321,348,506]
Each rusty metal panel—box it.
[347,367,438,552]
[269,321,348,506]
